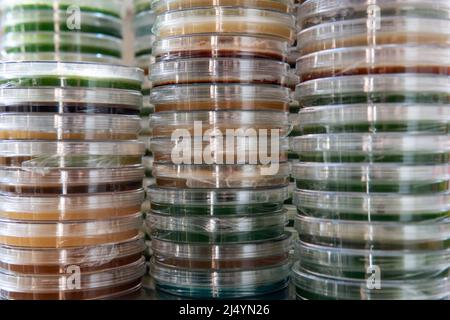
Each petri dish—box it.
[291,133,450,164]
[0,212,143,248]
[150,84,291,113]
[0,141,145,168]
[147,210,287,243]
[0,258,146,300]
[297,45,450,82]
[292,262,449,300]
[150,137,289,164]
[153,34,289,62]
[298,0,450,29]
[150,58,294,88]
[151,110,291,137]
[0,61,143,91]
[152,232,292,269]
[153,7,296,43]
[298,17,450,55]
[0,189,145,221]
[153,163,291,188]
[147,186,288,215]
[0,235,145,274]
[0,166,145,195]
[0,88,142,115]
[298,104,450,135]
[133,10,156,38]
[293,162,450,194]
[296,74,450,107]
[151,259,291,299]
[0,114,141,140]
[295,214,450,250]
[296,240,450,281]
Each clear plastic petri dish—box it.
[0,88,142,116]
[0,141,145,168]
[153,34,289,63]
[152,7,296,43]
[0,257,146,300]
[133,10,156,38]
[0,61,143,91]
[153,163,291,188]
[0,235,145,274]
[0,166,145,195]
[296,240,450,281]
[147,185,288,215]
[1,9,123,38]
[134,0,152,14]
[298,17,450,55]
[297,45,450,82]
[0,189,145,221]
[150,84,291,112]
[0,212,143,248]
[0,0,122,18]
[152,0,294,14]
[150,137,289,164]
[295,74,450,107]
[298,104,450,135]
[294,189,450,222]
[150,58,295,88]
[152,232,292,269]
[292,162,450,194]
[134,35,155,70]
[298,0,450,29]
[295,214,450,250]
[150,110,291,137]
[147,210,287,243]
[0,114,141,140]
[291,133,450,164]
[0,32,123,63]
[151,259,291,299]
[292,262,449,300]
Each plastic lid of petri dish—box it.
[0,235,145,268]
[153,7,296,43]
[296,240,450,281]
[153,163,291,188]
[150,110,292,137]
[298,17,450,55]
[0,189,145,221]
[297,45,450,82]
[152,232,292,261]
[0,88,142,115]
[0,0,122,18]
[298,104,450,134]
[0,258,146,298]
[150,84,291,112]
[298,0,450,29]
[0,32,124,63]
[0,114,141,140]
[152,0,294,14]
[292,162,450,194]
[0,166,145,195]
[150,137,289,164]
[152,34,289,62]
[293,189,450,222]
[295,74,450,107]
[151,259,291,298]
[292,262,449,300]
[290,133,450,164]
[150,58,294,87]
[0,212,143,248]
[133,10,156,37]
[295,214,450,250]
[0,61,143,91]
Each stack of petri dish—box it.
[0,61,147,300]
[291,0,450,300]
[0,0,123,63]
[147,0,297,298]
